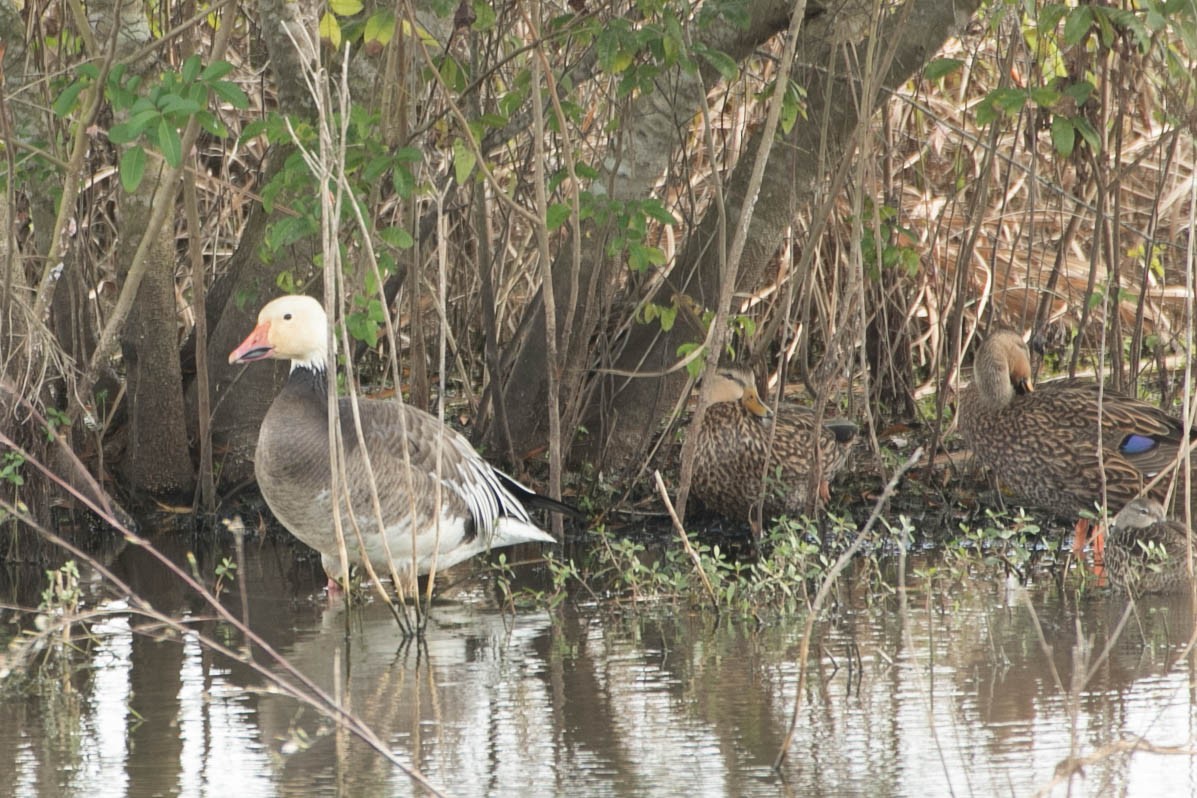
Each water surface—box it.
[2,531,1195,797]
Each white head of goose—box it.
[229,295,575,589]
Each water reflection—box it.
[1,536,1195,797]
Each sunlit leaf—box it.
[364,10,395,46]
[319,13,343,49]
[329,0,363,16]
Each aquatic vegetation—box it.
[494,514,871,617]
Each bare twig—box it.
[653,470,718,610]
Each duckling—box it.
[957,330,1195,557]
[691,367,856,524]
[1106,497,1192,594]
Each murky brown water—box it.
[2,530,1196,797]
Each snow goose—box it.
[229,295,573,586]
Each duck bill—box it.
[228,321,274,364]
[741,392,773,419]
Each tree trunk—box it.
[497,0,983,473]
[188,0,328,487]
[192,176,320,486]
[82,0,198,499]
[116,211,196,497]
[487,0,798,462]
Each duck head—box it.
[973,330,1035,410]
[705,367,772,419]
[1112,497,1168,530]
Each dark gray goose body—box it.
[231,295,567,584]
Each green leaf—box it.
[158,118,183,167]
[923,58,963,81]
[1062,6,1093,46]
[107,122,138,145]
[627,243,666,272]
[1073,117,1101,151]
[329,0,363,15]
[1063,80,1095,105]
[452,138,476,184]
[119,147,147,192]
[657,304,676,332]
[697,46,738,81]
[676,343,705,378]
[380,226,414,249]
[994,88,1028,113]
[364,10,396,45]
[52,80,88,117]
[472,0,497,30]
[393,146,423,163]
[196,110,228,137]
[240,119,267,141]
[477,112,507,128]
[319,13,343,48]
[210,80,249,109]
[641,200,677,226]
[160,95,203,117]
[181,55,202,83]
[1029,87,1060,107]
[392,165,415,198]
[546,202,572,230]
[346,311,380,347]
[199,60,234,81]
[363,155,390,182]
[1038,3,1069,33]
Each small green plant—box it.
[55,55,250,192]
[944,508,1046,581]
[40,560,82,617]
[1,452,25,486]
[214,557,238,598]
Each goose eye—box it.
[283,313,293,320]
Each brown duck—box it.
[691,367,856,524]
[229,295,575,587]
[1105,498,1192,594]
[957,330,1196,556]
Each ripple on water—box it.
[1,538,1196,797]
